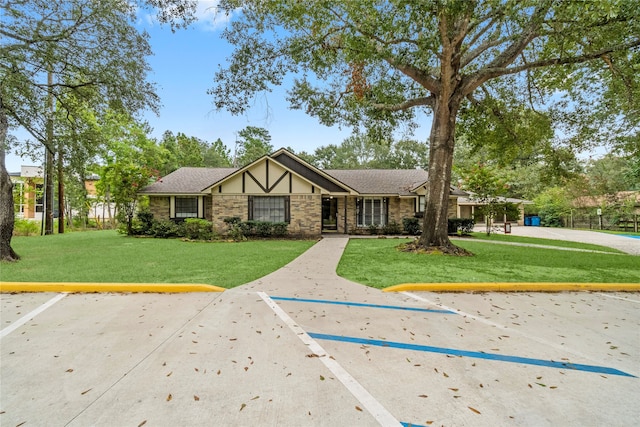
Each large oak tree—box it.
[211,0,639,253]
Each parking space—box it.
[2,236,638,426]
[272,290,639,426]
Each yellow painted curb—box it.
[383,282,640,293]
[0,282,225,293]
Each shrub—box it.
[255,221,273,237]
[240,220,257,236]
[382,220,401,235]
[13,219,41,236]
[136,209,155,235]
[368,224,380,235]
[223,216,241,226]
[402,217,421,235]
[448,218,475,235]
[183,218,215,240]
[150,220,181,238]
[271,222,289,237]
[534,187,569,228]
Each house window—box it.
[249,196,290,223]
[357,198,386,227]
[416,195,425,213]
[175,197,198,218]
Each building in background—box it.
[10,166,44,221]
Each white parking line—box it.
[0,293,67,339]
[596,293,640,304]
[258,291,401,427]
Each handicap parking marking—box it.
[270,296,456,314]
[0,293,67,339]
[258,292,403,427]
[308,333,636,378]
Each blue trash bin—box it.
[531,216,541,226]
[524,217,532,226]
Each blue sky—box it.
[5,3,381,172]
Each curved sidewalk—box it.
[503,226,640,255]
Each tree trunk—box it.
[416,93,471,255]
[57,150,64,234]
[0,109,20,261]
[44,146,54,235]
[44,70,55,235]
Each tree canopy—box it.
[0,0,197,260]
[212,0,640,253]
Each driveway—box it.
[507,225,640,255]
[1,236,639,426]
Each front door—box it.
[322,197,338,231]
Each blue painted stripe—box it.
[270,296,455,314]
[620,234,640,240]
[309,333,636,378]
[401,423,427,427]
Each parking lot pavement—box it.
[2,237,639,426]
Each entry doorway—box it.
[322,197,338,231]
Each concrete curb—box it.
[383,282,640,293]
[0,282,225,293]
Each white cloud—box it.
[193,0,234,32]
[135,0,235,32]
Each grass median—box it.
[2,230,316,288]
[337,237,640,289]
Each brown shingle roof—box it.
[325,169,429,196]
[139,167,237,194]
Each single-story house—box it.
[139,148,467,236]
[457,195,533,226]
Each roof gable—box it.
[271,149,355,193]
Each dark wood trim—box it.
[242,173,245,193]
[269,171,289,193]
[289,173,293,193]
[246,170,268,193]
[265,159,269,190]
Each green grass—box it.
[336,238,640,288]
[1,230,316,288]
[468,232,625,253]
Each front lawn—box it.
[2,231,316,288]
[337,238,640,288]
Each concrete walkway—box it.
[480,225,640,255]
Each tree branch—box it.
[371,96,434,111]
[384,57,439,94]
[476,38,640,85]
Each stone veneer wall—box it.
[210,195,248,234]
[149,196,170,220]
[447,198,458,217]
[210,194,323,237]
[203,196,212,221]
[290,194,322,236]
